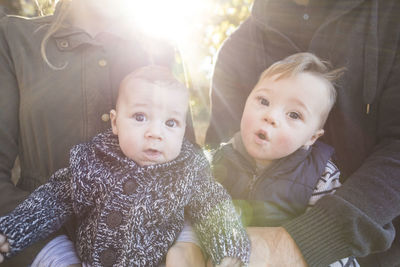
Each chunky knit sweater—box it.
[0,130,250,266]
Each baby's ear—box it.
[110,109,118,135]
[304,129,324,148]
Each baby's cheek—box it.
[241,113,255,129]
[275,134,297,156]
[165,141,182,162]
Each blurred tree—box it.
[186,0,252,144]
[0,0,55,16]
[205,0,253,61]
[0,0,19,14]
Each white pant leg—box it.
[30,235,81,267]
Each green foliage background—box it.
[2,0,253,144]
[0,0,55,16]
[186,0,252,143]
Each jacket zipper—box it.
[247,172,259,198]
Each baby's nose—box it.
[263,112,279,127]
[145,123,163,140]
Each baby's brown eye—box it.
[134,113,145,122]
[260,98,269,106]
[288,112,301,120]
[165,119,177,127]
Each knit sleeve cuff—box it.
[194,200,251,265]
[283,205,351,267]
[0,214,18,258]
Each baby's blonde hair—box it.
[256,52,345,127]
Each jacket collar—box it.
[221,132,317,176]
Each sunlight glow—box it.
[127,0,213,44]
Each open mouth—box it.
[144,148,162,157]
[258,132,266,140]
[147,149,159,153]
[255,130,268,142]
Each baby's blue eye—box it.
[134,113,146,122]
[288,112,301,120]
[165,119,177,128]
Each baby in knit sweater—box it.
[0,66,250,267]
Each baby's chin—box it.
[133,146,182,166]
[135,156,177,167]
[137,159,165,166]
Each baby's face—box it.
[240,73,328,166]
[111,79,188,166]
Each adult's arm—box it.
[165,220,205,267]
[0,16,30,216]
[165,242,205,267]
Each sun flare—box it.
[126,0,212,43]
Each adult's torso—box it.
[210,0,399,178]
[3,15,158,192]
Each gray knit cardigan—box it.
[0,130,250,266]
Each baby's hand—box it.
[0,234,10,263]
[216,257,241,267]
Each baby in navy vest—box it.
[0,66,250,267]
[212,53,358,266]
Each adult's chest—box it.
[16,34,148,141]
[14,30,149,176]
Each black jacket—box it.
[206,0,400,266]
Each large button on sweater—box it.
[100,248,116,267]
[123,180,137,195]
[106,211,123,228]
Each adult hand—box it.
[216,257,241,267]
[0,234,10,263]
[247,227,307,267]
[166,241,206,267]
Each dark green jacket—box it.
[206,0,400,266]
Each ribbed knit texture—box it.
[0,130,250,266]
[284,206,351,266]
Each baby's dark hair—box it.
[256,52,345,127]
[115,65,188,111]
[120,65,187,92]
